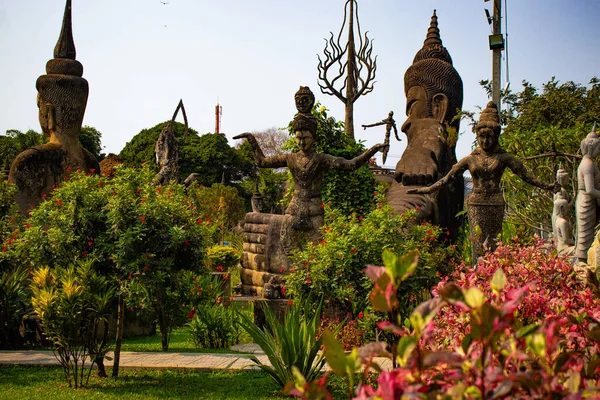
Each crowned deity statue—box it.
[386,10,464,239]
[9,0,99,214]
[575,123,600,261]
[409,102,555,261]
[234,86,384,296]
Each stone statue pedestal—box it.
[240,212,290,296]
[253,299,288,329]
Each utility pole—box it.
[487,0,504,111]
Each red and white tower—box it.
[215,103,222,134]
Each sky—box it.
[0,0,599,169]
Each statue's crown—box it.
[476,102,501,133]
[412,10,453,65]
[292,86,318,136]
[586,122,598,140]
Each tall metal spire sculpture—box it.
[317,0,377,139]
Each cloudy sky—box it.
[1,0,598,168]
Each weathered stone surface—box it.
[241,252,266,271]
[243,232,267,245]
[9,0,99,214]
[243,242,265,255]
[575,123,600,261]
[243,222,270,235]
[240,268,284,288]
[386,10,464,239]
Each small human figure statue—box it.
[362,111,399,165]
[575,122,600,261]
[552,169,573,240]
[408,101,555,261]
[554,197,575,255]
[234,86,385,246]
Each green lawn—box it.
[0,365,351,399]
[114,326,250,354]
[0,365,283,400]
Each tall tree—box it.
[497,77,600,233]
[119,122,254,186]
[80,126,105,161]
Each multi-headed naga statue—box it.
[234,87,384,296]
[386,10,464,239]
[9,0,99,214]
[317,0,376,139]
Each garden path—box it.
[0,349,393,371]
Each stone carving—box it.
[8,0,99,214]
[262,277,282,299]
[554,197,575,255]
[386,10,464,239]
[409,102,555,261]
[362,111,399,165]
[155,100,188,185]
[575,123,600,261]
[552,169,575,255]
[234,86,384,296]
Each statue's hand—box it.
[233,132,254,140]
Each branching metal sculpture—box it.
[317,0,377,139]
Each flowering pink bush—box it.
[292,241,600,399]
[430,239,600,353]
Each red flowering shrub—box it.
[317,316,369,351]
[285,199,457,316]
[430,238,600,351]
[293,242,600,399]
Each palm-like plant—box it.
[238,298,327,389]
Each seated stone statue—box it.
[409,102,555,261]
[9,0,99,214]
[234,86,384,296]
[386,10,464,239]
[554,197,575,255]
[575,124,600,261]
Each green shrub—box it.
[2,166,215,351]
[237,298,328,389]
[0,266,29,348]
[188,303,243,348]
[31,261,115,388]
[206,245,241,271]
[284,198,458,317]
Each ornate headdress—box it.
[36,0,89,130]
[404,10,463,127]
[292,86,318,137]
[581,122,600,155]
[476,102,501,135]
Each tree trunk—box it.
[111,295,125,378]
[345,100,355,140]
[96,319,108,378]
[155,290,169,351]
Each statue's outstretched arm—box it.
[506,154,555,191]
[407,157,470,194]
[233,132,287,168]
[325,143,386,171]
